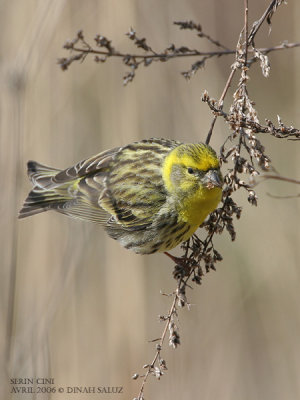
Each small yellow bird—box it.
[19,138,223,254]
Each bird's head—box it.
[162,143,223,198]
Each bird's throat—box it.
[177,186,222,227]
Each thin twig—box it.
[58,23,300,84]
[267,193,300,199]
[248,0,285,45]
[72,46,234,59]
[244,0,249,65]
[254,174,300,186]
[136,293,178,400]
[64,42,300,65]
[256,41,300,54]
[205,68,236,145]
[206,0,248,146]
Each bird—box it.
[19,138,223,255]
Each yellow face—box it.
[162,143,222,193]
[162,143,223,226]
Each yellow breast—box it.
[177,186,222,227]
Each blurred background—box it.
[1,1,300,399]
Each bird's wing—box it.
[22,139,176,227]
[98,140,173,230]
[53,146,122,183]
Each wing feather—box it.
[20,138,180,227]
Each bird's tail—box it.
[18,161,73,219]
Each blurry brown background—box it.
[1,1,300,399]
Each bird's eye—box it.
[187,167,194,174]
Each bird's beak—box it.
[202,169,223,189]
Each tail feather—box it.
[19,161,71,219]
[27,160,61,188]
[19,160,109,224]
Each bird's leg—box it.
[164,251,186,265]
[164,251,192,279]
